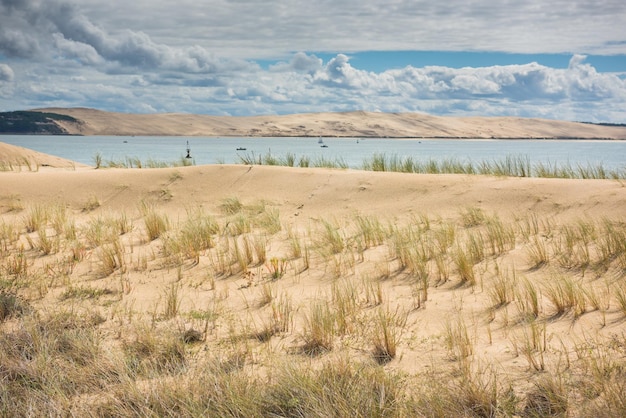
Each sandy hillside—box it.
[2,161,625,222]
[0,141,89,169]
[1,145,626,416]
[34,107,626,139]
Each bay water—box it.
[1,135,625,171]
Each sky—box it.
[1,0,626,122]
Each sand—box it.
[0,141,89,169]
[33,107,626,138]
[1,139,625,415]
[2,159,625,222]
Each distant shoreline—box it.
[1,134,621,141]
[1,108,625,139]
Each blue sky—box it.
[261,52,626,73]
[1,0,626,122]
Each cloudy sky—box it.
[1,0,625,122]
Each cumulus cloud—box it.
[313,54,376,89]
[0,0,625,121]
[0,0,252,75]
[0,63,14,82]
[270,52,323,73]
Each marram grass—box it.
[1,197,626,417]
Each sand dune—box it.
[34,107,626,139]
[2,162,625,222]
[0,141,89,169]
[1,143,626,415]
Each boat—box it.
[236,147,247,151]
[185,141,192,159]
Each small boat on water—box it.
[319,137,328,147]
[236,147,247,151]
[185,141,192,159]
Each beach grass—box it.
[234,151,626,179]
[1,190,626,417]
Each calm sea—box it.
[2,135,625,170]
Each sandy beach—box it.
[1,138,625,416]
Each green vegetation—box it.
[93,152,195,169]
[233,151,626,180]
[0,111,78,134]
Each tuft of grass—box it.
[97,239,126,277]
[162,283,181,320]
[363,278,384,307]
[526,236,550,268]
[162,209,218,264]
[596,218,626,269]
[93,151,103,169]
[271,293,293,333]
[300,300,336,355]
[517,321,547,371]
[371,306,407,364]
[523,373,568,416]
[255,207,282,235]
[82,195,101,212]
[489,266,516,309]
[140,201,169,241]
[452,244,476,286]
[615,282,626,317]
[0,291,30,321]
[543,274,587,318]
[257,282,275,307]
[265,257,288,280]
[0,221,19,257]
[5,247,29,279]
[219,196,244,215]
[23,204,48,233]
[460,206,486,227]
[264,358,405,417]
[122,326,187,377]
[330,279,360,335]
[30,227,60,255]
[444,316,474,361]
[485,215,517,256]
[515,277,541,322]
[315,219,345,257]
[112,211,133,235]
[59,286,115,301]
[225,213,252,236]
[354,214,387,250]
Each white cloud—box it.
[52,34,103,66]
[0,0,625,122]
[3,47,626,121]
[73,0,626,58]
[270,52,323,73]
[0,0,252,75]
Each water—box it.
[1,135,625,170]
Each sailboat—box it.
[185,141,192,159]
[318,136,328,147]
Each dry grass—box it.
[1,188,625,417]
